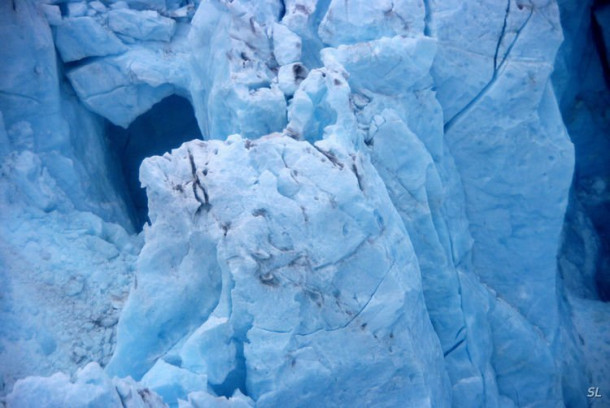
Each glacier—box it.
[0,0,609,407]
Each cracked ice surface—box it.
[1,0,609,407]
[106,135,449,407]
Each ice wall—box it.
[553,1,610,406]
[0,0,141,396]
[555,0,610,301]
[1,0,607,407]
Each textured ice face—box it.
[6,363,167,408]
[1,0,609,407]
[106,135,449,407]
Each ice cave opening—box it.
[105,95,203,230]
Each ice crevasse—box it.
[0,0,609,407]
